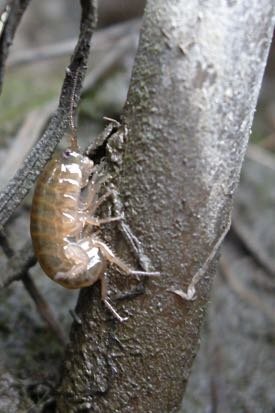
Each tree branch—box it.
[7,19,140,68]
[0,0,31,93]
[0,0,97,227]
[0,239,36,287]
[220,254,275,325]
[57,0,275,411]
[0,233,66,345]
[22,272,67,345]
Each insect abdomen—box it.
[30,158,82,278]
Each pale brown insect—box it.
[30,127,159,321]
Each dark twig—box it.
[0,227,13,256]
[0,239,36,287]
[0,0,97,227]
[0,0,31,93]
[209,344,232,413]
[231,216,275,278]
[220,255,275,324]
[247,144,275,171]
[22,272,67,345]
[232,146,275,278]
[0,235,67,345]
[0,102,55,188]
[7,19,141,68]
[83,31,138,92]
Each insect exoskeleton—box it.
[31,145,160,321]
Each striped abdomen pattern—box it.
[31,157,83,279]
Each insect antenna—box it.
[69,67,80,151]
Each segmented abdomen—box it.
[31,157,82,278]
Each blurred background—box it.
[0,1,274,412]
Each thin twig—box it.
[209,377,219,413]
[7,19,141,68]
[0,234,67,345]
[209,344,233,413]
[232,145,275,278]
[0,239,36,287]
[8,38,77,67]
[0,0,31,93]
[83,30,137,92]
[0,102,56,188]
[0,227,13,255]
[22,272,67,345]
[259,133,275,151]
[0,0,97,227]
[231,215,275,278]
[220,255,275,324]
[247,144,275,172]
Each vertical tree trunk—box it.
[57,1,274,412]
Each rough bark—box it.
[57,1,274,412]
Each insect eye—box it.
[63,149,72,158]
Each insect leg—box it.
[80,167,102,211]
[93,240,160,277]
[80,183,98,211]
[93,190,113,211]
[81,165,111,209]
[100,273,128,322]
[82,189,114,215]
[85,216,122,226]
